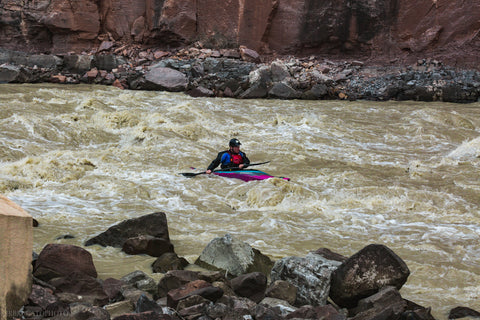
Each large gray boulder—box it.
[194,234,274,277]
[143,65,188,91]
[329,244,410,308]
[270,252,342,307]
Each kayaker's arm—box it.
[206,151,225,174]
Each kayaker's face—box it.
[231,146,240,153]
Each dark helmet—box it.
[229,138,241,147]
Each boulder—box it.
[194,233,274,277]
[0,65,29,83]
[102,278,126,302]
[33,244,97,281]
[270,60,290,82]
[121,271,157,296]
[143,66,188,91]
[104,300,135,319]
[230,272,267,303]
[167,280,222,308]
[0,195,33,320]
[26,55,62,69]
[329,244,410,308]
[449,306,480,319]
[85,212,170,248]
[152,252,190,273]
[48,272,109,306]
[157,270,202,298]
[68,303,110,320]
[349,286,407,319]
[271,252,342,307]
[63,55,94,73]
[268,82,300,99]
[113,311,173,320]
[265,280,297,305]
[285,304,346,320]
[27,284,58,310]
[122,235,174,257]
[135,294,163,313]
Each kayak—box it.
[213,169,290,182]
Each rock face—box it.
[0,195,33,320]
[0,0,479,68]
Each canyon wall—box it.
[0,0,479,67]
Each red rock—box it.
[112,79,125,89]
[33,244,97,282]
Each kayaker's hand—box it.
[206,169,212,174]
[239,164,245,169]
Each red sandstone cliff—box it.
[0,0,479,68]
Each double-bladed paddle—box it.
[179,161,270,177]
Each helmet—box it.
[229,138,241,147]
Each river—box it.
[1,83,479,319]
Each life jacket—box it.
[221,151,244,166]
[231,152,243,165]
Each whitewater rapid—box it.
[1,84,479,319]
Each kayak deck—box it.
[213,169,290,182]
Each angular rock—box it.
[285,304,346,320]
[94,54,127,72]
[166,280,216,308]
[121,270,157,296]
[85,212,169,248]
[113,311,174,320]
[102,277,126,302]
[230,272,267,303]
[105,300,135,319]
[33,244,97,281]
[0,65,30,83]
[176,295,210,311]
[239,46,261,63]
[69,303,110,320]
[152,252,190,273]
[265,280,297,305]
[186,86,215,97]
[135,294,163,313]
[350,286,407,319]
[259,297,297,317]
[49,272,109,306]
[122,235,173,257]
[268,82,300,99]
[143,66,188,91]
[195,233,274,277]
[330,244,410,308]
[27,284,58,309]
[63,55,94,73]
[271,252,342,307]
[270,60,290,82]
[157,270,201,298]
[449,306,480,319]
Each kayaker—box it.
[206,138,250,174]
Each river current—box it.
[1,83,479,318]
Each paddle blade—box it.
[179,171,206,177]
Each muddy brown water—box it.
[1,84,479,318]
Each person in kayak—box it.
[206,138,250,174]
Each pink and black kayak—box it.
[213,169,290,182]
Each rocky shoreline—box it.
[17,212,480,320]
[1,46,480,103]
